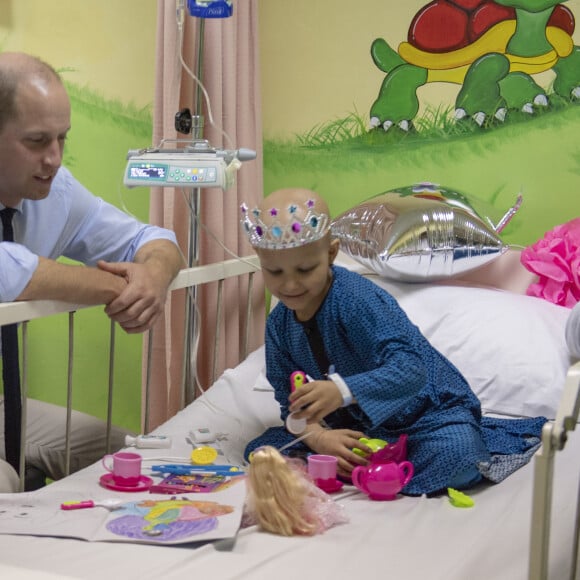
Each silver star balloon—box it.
[331,183,521,282]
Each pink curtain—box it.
[144,0,264,431]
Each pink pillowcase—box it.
[521,217,580,308]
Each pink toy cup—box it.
[352,460,413,501]
[102,451,142,486]
[308,454,337,482]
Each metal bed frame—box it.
[0,255,261,491]
[529,360,580,580]
[0,255,579,579]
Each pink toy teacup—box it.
[352,460,413,501]
[102,451,142,487]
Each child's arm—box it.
[304,423,370,478]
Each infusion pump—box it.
[123,143,256,190]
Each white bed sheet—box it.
[0,253,577,580]
[0,350,578,580]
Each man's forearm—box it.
[133,239,184,287]
[15,257,127,304]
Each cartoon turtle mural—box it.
[370,0,580,131]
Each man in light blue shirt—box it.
[0,52,184,491]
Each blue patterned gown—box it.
[245,266,546,495]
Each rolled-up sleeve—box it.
[0,242,40,302]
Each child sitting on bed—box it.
[240,188,547,496]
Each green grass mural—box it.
[265,91,579,250]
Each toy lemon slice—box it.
[191,446,218,465]
[447,487,475,508]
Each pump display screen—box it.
[128,164,167,180]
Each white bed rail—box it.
[0,256,261,491]
[529,360,580,580]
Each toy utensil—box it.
[277,432,311,453]
[60,499,125,511]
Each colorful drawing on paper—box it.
[105,497,235,542]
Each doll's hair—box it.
[245,446,319,536]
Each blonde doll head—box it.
[244,446,347,536]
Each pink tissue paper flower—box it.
[521,217,580,308]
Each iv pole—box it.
[182,14,206,407]
[141,1,250,429]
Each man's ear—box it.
[329,238,340,264]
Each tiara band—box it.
[240,200,330,249]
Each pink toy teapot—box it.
[352,460,414,501]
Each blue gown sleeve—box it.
[328,281,430,428]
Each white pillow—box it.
[367,275,572,419]
[333,251,572,418]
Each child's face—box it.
[257,237,339,321]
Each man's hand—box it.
[98,260,168,333]
[288,379,343,423]
[99,239,183,334]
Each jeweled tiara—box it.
[240,199,330,249]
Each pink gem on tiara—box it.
[240,199,330,249]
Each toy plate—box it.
[99,474,154,492]
[316,478,344,494]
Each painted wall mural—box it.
[369,0,580,131]
[260,0,579,250]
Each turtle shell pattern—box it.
[408,0,575,53]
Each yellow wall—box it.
[259,0,580,138]
[0,0,157,107]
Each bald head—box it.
[0,52,62,133]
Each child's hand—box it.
[288,379,342,423]
[310,429,371,478]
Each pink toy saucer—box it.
[315,478,344,494]
[99,473,153,492]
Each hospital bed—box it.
[0,251,578,580]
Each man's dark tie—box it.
[1,207,22,472]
